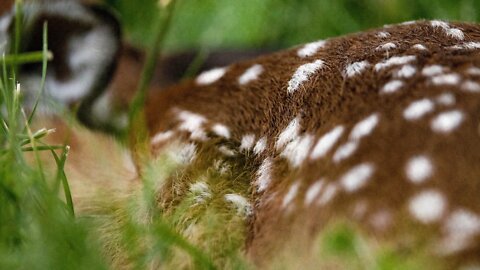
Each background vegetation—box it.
[106,0,480,51]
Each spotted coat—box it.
[146,20,480,267]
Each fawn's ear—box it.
[0,0,13,17]
[1,0,121,113]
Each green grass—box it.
[0,9,106,270]
[74,139,254,269]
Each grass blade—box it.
[28,22,50,125]
[53,145,74,217]
[127,0,177,145]
[1,50,53,66]
[21,108,46,184]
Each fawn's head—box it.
[1,0,271,132]
[0,0,121,119]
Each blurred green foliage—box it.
[105,0,480,51]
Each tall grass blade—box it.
[28,22,49,124]
[48,145,75,217]
[127,0,177,144]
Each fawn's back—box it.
[146,20,480,267]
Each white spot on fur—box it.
[381,80,404,94]
[431,73,461,85]
[449,42,480,51]
[467,67,480,76]
[462,42,480,50]
[240,134,255,151]
[403,98,435,121]
[376,42,397,51]
[412,44,427,51]
[430,20,464,40]
[446,210,480,236]
[224,194,253,216]
[333,141,359,163]
[212,123,231,139]
[370,209,392,232]
[281,134,315,167]
[376,31,390,38]
[435,93,456,106]
[409,190,446,224]
[431,110,465,134]
[395,64,416,78]
[310,125,345,160]
[345,61,370,78]
[400,20,417,25]
[352,200,369,219]
[151,130,174,145]
[374,55,416,71]
[438,209,480,255]
[340,163,375,193]
[297,40,326,57]
[431,20,450,29]
[287,60,325,93]
[218,145,236,157]
[282,181,300,208]
[304,179,325,206]
[422,65,445,77]
[196,67,227,85]
[177,110,207,140]
[255,158,273,192]
[254,137,268,155]
[349,113,380,141]
[276,116,301,150]
[189,181,212,204]
[189,129,208,141]
[174,143,197,164]
[461,80,480,93]
[405,155,434,184]
[331,113,379,163]
[317,183,338,206]
[238,64,264,85]
[446,28,465,40]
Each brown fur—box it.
[146,21,480,267]
[105,46,272,114]
[0,0,12,15]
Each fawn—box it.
[144,20,480,268]
[3,1,480,269]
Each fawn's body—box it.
[145,20,480,267]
